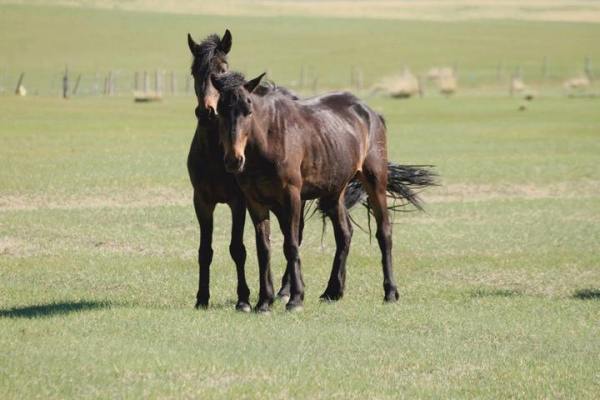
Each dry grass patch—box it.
[0,187,189,212]
[0,236,40,257]
[425,181,600,203]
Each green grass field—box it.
[1,3,600,399]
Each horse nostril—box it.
[224,155,244,172]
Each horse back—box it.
[298,91,385,166]
[272,92,384,197]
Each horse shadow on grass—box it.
[572,289,600,300]
[0,300,111,319]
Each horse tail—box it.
[342,163,438,212]
[382,163,438,211]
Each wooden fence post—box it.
[15,72,25,94]
[62,66,69,99]
[542,56,548,79]
[170,71,176,95]
[143,71,149,93]
[185,74,192,94]
[109,71,115,95]
[72,74,81,96]
[93,72,99,96]
[584,56,592,79]
[154,70,161,94]
[496,61,503,83]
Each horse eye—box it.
[246,98,251,104]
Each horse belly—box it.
[300,152,357,199]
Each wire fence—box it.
[0,57,595,98]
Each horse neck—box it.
[193,117,220,152]
[247,94,277,153]
[249,93,284,153]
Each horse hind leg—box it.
[320,196,353,301]
[357,157,399,302]
[248,201,275,313]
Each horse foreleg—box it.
[194,192,216,308]
[248,201,274,313]
[277,201,306,302]
[228,197,251,312]
[281,187,304,311]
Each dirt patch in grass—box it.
[0,236,40,257]
[0,187,190,212]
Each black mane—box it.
[214,71,247,91]
[190,33,224,78]
[214,71,300,100]
[255,80,299,100]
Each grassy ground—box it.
[1,94,599,398]
[1,3,599,399]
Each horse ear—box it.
[219,29,232,54]
[244,72,266,93]
[187,33,199,56]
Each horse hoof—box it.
[320,292,343,302]
[195,300,209,309]
[383,290,399,303]
[278,294,290,304]
[254,303,272,314]
[235,302,252,313]
[286,302,304,312]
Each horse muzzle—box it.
[224,154,245,173]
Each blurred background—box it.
[1,0,599,98]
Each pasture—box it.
[1,3,599,399]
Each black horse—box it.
[187,30,254,311]
[211,71,436,311]
[187,31,311,311]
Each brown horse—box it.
[211,71,434,311]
